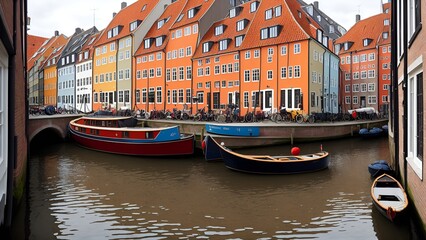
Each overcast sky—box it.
[28,0,386,38]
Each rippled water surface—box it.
[21,137,413,239]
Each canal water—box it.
[12,136,420,239]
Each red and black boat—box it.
[69,115,194,156]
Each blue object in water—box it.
[368,160,393,178]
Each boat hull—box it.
[205,136,329,174]
[205,123,260,137]
[69,127,194,156]
[370,174,408,222]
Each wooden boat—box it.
[368,160,393,178]
[371,174,408,222]
[69,115,194,156]
[202,134,223,161]
[205,123,260,137]
[202,135,329,174]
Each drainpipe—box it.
[257,48,261,113]
[238,50,241,116]
[321,47,326,113]
[162,49,166,111]
[391,0,399,177]
[276,45,279,112]
[402,0,408,190]
[376,44,380,113]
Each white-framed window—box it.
[294,43,301,54]
[353,96,359,104]
[345,96,351,104]
[345,85,350,93]
[368,83,375,92]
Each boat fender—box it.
[291,147,300,156]
[386,207,396,221]
[201,140,206,153]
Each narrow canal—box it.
[11,136,422,239]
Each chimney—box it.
[113,12,117,18]
[75,28,82,34]
[356,14,361,23]
[314,1,319,9]
[54,30,59,36]
[121,2,127,9]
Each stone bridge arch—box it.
[28,115,81,143]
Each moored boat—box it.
[359,127,384,138]
[203,135,329,174]
[69,115,194,156]
[370,174,408,222]
[205,123,260,137]
[368,160,393,178]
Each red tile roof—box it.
[95,0,160,46]
[135,0,187,56]
[239,0,320,50]
[170,0,215,30]
[335,12,390,53]
[27,35,49,59]
[27,34,68,70]
[192,1,256,59]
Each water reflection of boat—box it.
[69,115,194,156]
[371,174,408,222]
[203,135,329,174]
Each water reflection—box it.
[24,137,412,239]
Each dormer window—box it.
[250,1,259,13]
[230,8,237,18]
[383,32,389,39]
[384,19,390,26]
[344,42,349,50]
[235,35,244,47]
[144,38,152,49]
[155,36,165,47]
[363,38,372,47]
[130,20,141,31]
[275,6,282,17]
[107,25,123,39]
[265,9,273,20]
[219,39,230,51]
[215,25,226,36]
[157,18,168,29]
[236,19,248,31]
[260,25,282,40]
[317,29,323,43]
[177,14,184,22]
[188,6,200,19]
[203,41,213,53]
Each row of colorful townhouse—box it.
[28,0,390,118]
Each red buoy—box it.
[201,140,206,152]
[291,147,300,156]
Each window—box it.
[275,6,282,17]
[186,67,192,80]
[267,70,273,80]
[215,25,225,35]
[294,66,300,78]
[156,36,163,47]
[408,0,422,38]
[265,9,273,20]
[345,85,350,93]
[368,83,375,92]
[144,39,151,49]
[237,20,246,31]
[294,43,301,54]
[245,51,251,59]
[130,20,139,31]
[252,69,260,81]
[260,25,281,39]
[219,39,229,51]
[281,46,287,55]
[281,67,287,79]
[203,42,212,53]
[250,1,259,12]
[254,50,260,58]
[244,70,250,82]
[235,35,244,47]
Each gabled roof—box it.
[239,0,320,50]
[135,0,187,56]
[95,0,160,46]
[170,0,215,29]
[61,27,98,58]
[27,34,68,70]
[77,30,104,64]
[193,0,256,59]
[40,43,66,69]
[27,35,49,59]
[335,12,390,53]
